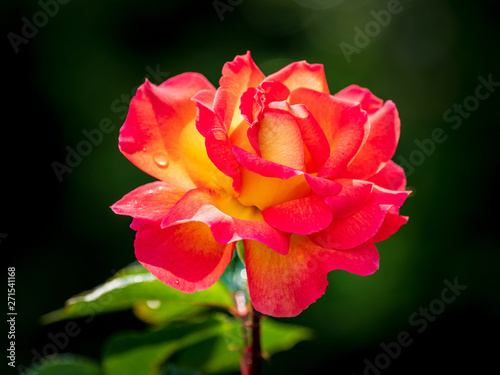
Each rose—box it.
[112,52,409,317]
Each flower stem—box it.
[240,307,262,375]
[250,309,262,375]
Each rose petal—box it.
[259,81,290,102]
[229,119,254,154]
[193,100,242,193]
[324,179,374,218]
[310,186,410,250]
[194,96,223,137]
[264,61,330,96]
[262,195,333,235]
[238,170,312,211]
[232,145,299,180]
[289,88,368,178]
[240,87,264,128]
[372,213,409,243]
[245,237,379,317]
[342,100,401,179]
[268,101,330,173]
[334,84,384,114]
[232,146,341,209]
[367,160,407,191]
[111,181,185,222]
[191,89,215,109]
[256,109,305,171]
[240,82,292,150]
[134,220,234,293]
[213,51,265,133]
[205,128,242,193]
[118,74,221,191]
[303,174,342,196]
[161,188,290,255]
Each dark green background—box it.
[3,0,499,374]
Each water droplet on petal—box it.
[174,280,179,284]
[153,152,169,168]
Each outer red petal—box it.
[111,181,185,222]
[325,179,374,218]
[342,100,401,179]
[118,74,216,191]
[334,84,384,114]
[213,51,266,133]
[245,237,379,317]
[263,61,330,96]
[372,213,409,243]
[367,160,407,191]
[289,88,368,178]
[303,174,342,196]
[134,220,234,293]
[310,186,410,250]
[261,195,333,235]
[161,188,290,255]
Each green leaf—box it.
[176,317,314,374]
[101,314,234,375]
[260,317,314,356]
[20,354,102,375]
[160,365,201,375]
[42,262,233,325]
[176,332,241,374]
[133,301,208,326]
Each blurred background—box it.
[2,0,499,373]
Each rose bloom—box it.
[112,52,409,317]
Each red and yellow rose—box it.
[112,52,409,317]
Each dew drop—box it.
[153,152,169,168]
[174,280,179,284]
